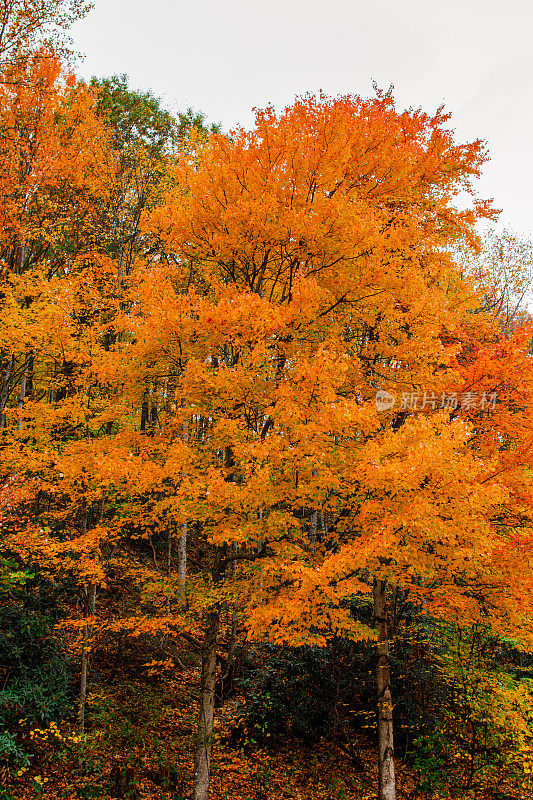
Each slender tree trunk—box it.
[320,509,327,541]
[177,522,187,587]
[17,241,26,274]
[17,352,31,430]
[177,420,188,593]
[0,354,14,429]
[192,605,220,800]
[309,509,318,545]
[373,578,396,800]
[140,398,149,432]
[165,526,172,616]
[78,581,96,736]
[78,497,104,739]
[226,597,237,675]
[166,521,187,613]
[257,508,264,601]
[150,380,158,430]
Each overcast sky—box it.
[71,0,533,239]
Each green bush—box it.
[231,644,338,746]
[0,579,73,763]
[0,729,30,766]
[0,605,72,727]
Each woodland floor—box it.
[0,642,502,800]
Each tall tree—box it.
[138,91,533,800]
[0,62,220,765]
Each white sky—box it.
[71,0,533,239]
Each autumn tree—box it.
[0,51,118,741]
[136,91,533,800]
[0,0,91,67]
[0,56,220,766]
[0,51,115,431]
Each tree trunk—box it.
[217,545,238,705]
[192,606,220,800]
[373,578,396,800]
[177,420,188,597]
[320,509,327,541]
[78,582,96,736]
[110,765,136,798]
[140,398,149,432]
[177,522,187,587]
[78,498,104,739]
[17,241,26,274]
[165,526,172,616]
[0,354,14,429]
[17,352,31,430]
[309,509,318,545]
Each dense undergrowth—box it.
[1,582,532,800]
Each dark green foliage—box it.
[230,612,533,796]
[74,785,107,799]
[0,729,29,766]
[390,619,533,794]
[408,732,447,793]
[231,644,339,747]
[0,580,73,763]
[73,682,186,793]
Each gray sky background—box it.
[71,0,533,239]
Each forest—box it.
[2,2,533,800]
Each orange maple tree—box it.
[133,91,533,800]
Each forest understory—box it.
[1,577,532,800]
